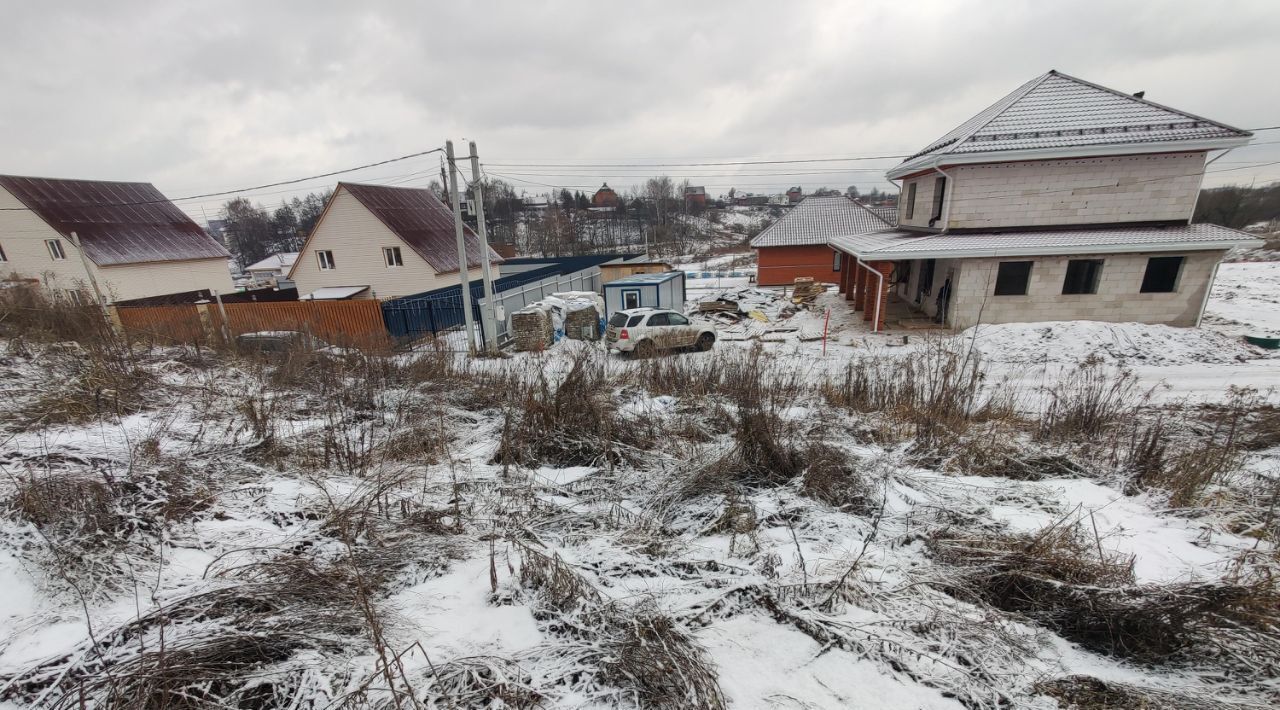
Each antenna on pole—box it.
[446,140,478,355]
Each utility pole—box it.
[468,141,499,354]
[446,141,477,354]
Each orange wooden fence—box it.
[115,299,388,346]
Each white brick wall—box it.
[897,152,1207,230]
[944,250,1221,328]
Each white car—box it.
[606,308,717,357]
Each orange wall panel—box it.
[755,245,841,286]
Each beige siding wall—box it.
[898,152,1206,230]
[946,250,1221,329]
[96,258,234,302]
[291,187,481,299]
[0,185,94,293]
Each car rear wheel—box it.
[695,333,715,351]
[633,340,657,359]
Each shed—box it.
[603,271,685,316]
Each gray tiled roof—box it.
[750,196,892,247]
[891,71,1251,177]
[829,223,1263,261]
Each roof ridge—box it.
[0,174,154,187]
[1046,70,1252,137]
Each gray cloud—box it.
[1,0,1277,220]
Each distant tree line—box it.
[219,191,331,269]
[1194,182,1280,230]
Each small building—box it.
[244,252,298,287]
[829,69,1262,331]
[786,187,804,204]
[734,193,769,207]
[591,183,620,209]
[750,196,892,286]
[289,182,502,300]
[603,271,686,316]
[600,260,675,285]
[0,175,233,303]
[684,186,707,208]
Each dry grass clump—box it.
[930,522,1280,666]
[1037,356,1149,442]
[801,441,875,512]
[1035,675,1257,709]
[428,656,543,709]
[494,350,651,467]
[0,284,113,344]
[18,346,157,426]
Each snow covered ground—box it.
[0,257,1277,708]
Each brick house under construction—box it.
[826,69,1262,331]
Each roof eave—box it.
[831,238,1263,261]
[886,135,1253,180]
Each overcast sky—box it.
[2,0,1278,223]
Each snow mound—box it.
[958,321,1267,366]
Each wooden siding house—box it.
[288,182,502,300]
[0,175,233,303]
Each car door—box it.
[665,312,698,347]
[644,312,674,348]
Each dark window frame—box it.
[1140,256,1184,294]
[930,176,946,224]
[383,246,403,268]
[904,182,917,220]
[317,250,336,270]
[621,289,641,310]
[994,261,1034,296]
[919,258,936,296]
[1062,259,1105,295]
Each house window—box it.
[46,239,66,261]
[904,182,918,220]
[622,289,641,310]
[1062,259,1104,295]
[1140,256,1183,293]
[317,250,336,271]
[383,246,403,268]
[930,176,946,224]
[994,261,1033,296]
[832,251,841,272]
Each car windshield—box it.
[608,313,629,327]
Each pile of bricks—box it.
[510,306,553,351]
[564,304,601,341]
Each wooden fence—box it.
[115,299,389,347]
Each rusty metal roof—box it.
[340,182,503,274]
[0,175,230,266]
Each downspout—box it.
[1187,148,1234,224]
[931,159,954,233]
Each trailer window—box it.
[621,289,641,310]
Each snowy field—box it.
[0,260,1278,709]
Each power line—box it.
[483,153,910,169]
[0,147,444,211]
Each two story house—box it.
[829,70,1263,330]
[289,182,501,300]
[0,175,233,303]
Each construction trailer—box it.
[603,271,686,316]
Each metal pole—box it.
[212,289,232,342]
[468,141,499,353]
[446,141,477,354]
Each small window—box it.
[383,246,403,268]
[0,242,7,261]
[46,239,66,261]
[622,289,641,310]
[1062,259,1104,295]
[904,182,918,220]
[930,176,946,223]
[317,250,336,270]
[647,313,670,326]
[832,250,842,272]
[668,313,690,326]
[626,315,644,327]
[994,261,1033,296]
[1140,256,1183,293]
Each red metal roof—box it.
[0,175,230,266]
[339,182,503,274]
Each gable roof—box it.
[750,195,893,248]
[829,223,1263,261]
[245,252,298,272]
[0,175,230,266]
[888,70,1252,179]
[337,182,502,274]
